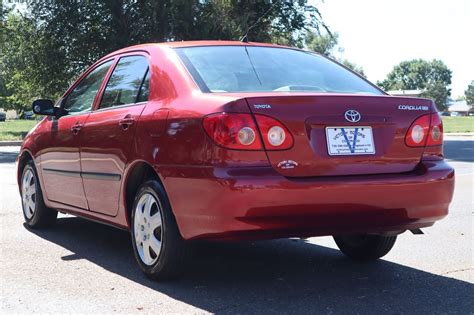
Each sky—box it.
[317,0,473,98]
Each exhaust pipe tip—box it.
[410,228,424,235]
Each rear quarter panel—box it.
[129,46,270,232]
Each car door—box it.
[40,60,113,209]
[80,54,150,216]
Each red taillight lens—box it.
[254,115,293,150]
[202,113,263,150]
[202,113,293,150]
[426,113,443,146]
[405,114,430,147]
[405,113,443,147]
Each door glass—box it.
[99,56,149,109]
[137,68,150,103]
[63,60,113,114]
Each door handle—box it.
[119,116,134,130]
[71,123,83,135]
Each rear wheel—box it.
[130,180,186,280]
[21,161,57,228]
[333,234,397,260]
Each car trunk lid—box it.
[245,94,434,177]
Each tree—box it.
[304,31,366,78]
[0,0,9,109]
[25,0,327,70]
[305,31,338,57]
[0,0,329,112]
[340,59,366,78]
[378,59,452,110]
[1,13,72,113]
[465,81,474,105]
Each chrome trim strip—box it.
[43,168,81,178]
[82,171,121,181]
[43,168,121,181]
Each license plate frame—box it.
[326,126,375,156]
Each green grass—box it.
[0,120,40,141]
[442,116,474,133]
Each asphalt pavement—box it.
[0,138,473,314]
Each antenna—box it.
[240,2,276,42]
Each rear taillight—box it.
[202,113,293,150]
[254,115,293,150]
[426,113,443,146]
[405,113,443,147]
[406,115,430,147]
[202,113,262,150]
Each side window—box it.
[63,60,112,114]
[137,68,150,103]
[99,56,149,109]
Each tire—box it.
[20,160,57,228]
[333,234,397,261]
[130,180,187,280]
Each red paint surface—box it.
[18,41,454,240]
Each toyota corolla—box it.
[17,41,455,279]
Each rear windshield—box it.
[175,46,382,95]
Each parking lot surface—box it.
[1,138,473,313]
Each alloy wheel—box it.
[134,192,163,266]
[21,168,36,219]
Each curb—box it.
[444,132,474,136]
[0,141,22,146]
[444,133,474,138]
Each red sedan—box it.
[17,41,454,279]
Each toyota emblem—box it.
[344,110,361,122]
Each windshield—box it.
[175,46,382,95]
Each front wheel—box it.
[130,180,187,280]
[21,161,57,228]
[333,234,397,261]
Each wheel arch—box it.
[17,149,35,189]
[123,160,165,228]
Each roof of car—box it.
[160,40,288,49]
[105,40,295,57]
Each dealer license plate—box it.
[326,126,375,156]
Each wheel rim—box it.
[134,192,163,266]
[21,168,36,219]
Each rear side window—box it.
[176,46,382,95]
[63,60,113,114]
[99,56,149,109]
[136,68,150,103]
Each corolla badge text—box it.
[398,105,429,111]
[277,160,299,169]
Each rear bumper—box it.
[160,160,455,240]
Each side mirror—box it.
[32,99,55,116]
